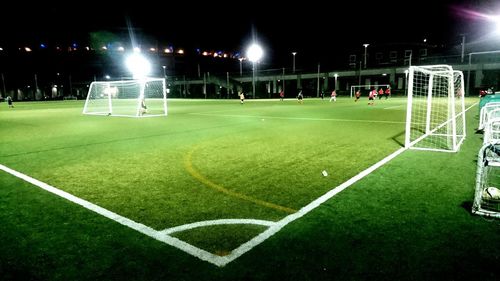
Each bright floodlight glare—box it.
[495,16,500,34]
[125,53,151,79]
[246,43,263,62]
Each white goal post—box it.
[349,84,390,98]
[83,78,167,117]
[404,65,466,152]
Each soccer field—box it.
[1,97,500,279]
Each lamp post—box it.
[239,58,243,76]
[363,44,369,68]
[460,34,466,63]
[292,52,297,73]
[162,65,166,78]
[247,43,264,99]
[404,69,409,95]
[334,73,338,91]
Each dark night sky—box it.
[1,1,499,69]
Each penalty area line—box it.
[0,164,228,267]
[218,146,407,266]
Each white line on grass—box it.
[0,102,478,267]
[160,219,276,235]
[217,146,407,266]
[383,105,405,110]
[0,164,226,266]
[189,113,407,124]
[0,148,406,267]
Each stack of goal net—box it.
[473,90,500,218]
[404,65,466,152]
[473,143,500,218]
[83,78,167,117]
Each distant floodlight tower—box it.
[247,43,263,98]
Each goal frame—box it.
[404,65,466,152]
[82,78,168,118]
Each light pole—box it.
[292,52,297,73]
[247,43,264,99]
[363,44,369,68]
[404,69,409,95]
[162,65,166,78]
[460,34,466,63]
[334,73,338,91]
[239,58,243,76]
[1,73,6,98]
[316,63,320,97]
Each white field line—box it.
[0,145,405,267]
[217,146,407,266]
[0,102,477,267]
[383,105,405,110]
[0,164,226,266]
[160,219,276,235]
[189,112,406,124]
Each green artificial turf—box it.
[1,97,499,280]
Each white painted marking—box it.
[217,146,407,266]
[383,105,405,110]
[0,146,412,267]
[0,164,224,266]
[190,113,406,124]
[161,219,276,235]
[0,102,477,267]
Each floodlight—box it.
[246,43,263,62]
[125,53,151,79]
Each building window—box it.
[404,50,413,65]
[390,51,397,63]
[349,54,357,67]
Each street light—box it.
[404,69,409,95]
[238,58,243,76]
[334,73,338,90]
[292,52,297,73]
[247,43,264,99]
[162,65,166,78]
[363,44,369,68]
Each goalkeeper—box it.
[139,98,148,115]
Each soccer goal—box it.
[404,65,466,152]
[83,78,167,117]
[349,84,390,98]
[472,143,500,219]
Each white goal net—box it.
[83,78,167,117]
[404,65,466,152]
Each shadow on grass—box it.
[461,201,473,213]
[390,130,406,147]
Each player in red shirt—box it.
[378,88,384,100]
[329,90,337,102]
[384,87,391,99]
[355,90,361,102]
[279,90,284,101]
[368,88,376,105]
